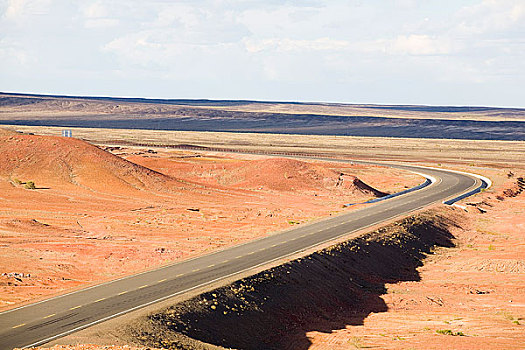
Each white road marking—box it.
[9,160,487,349]
[20,195,470,350]
[1,162,485,321]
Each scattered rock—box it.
[130,210,459,350]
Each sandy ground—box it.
[2,126,524,350]
[0,129,418,310]
[47,173,525,350]
[14,346,160,350]
[306,170,525,349]
[6,125,525,170]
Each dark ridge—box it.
[2,91,524,111]
[365,105,503,113]
[2,92,525,140]
[0,96,43,107]
[0,92,309,107]
[2,115,524,140]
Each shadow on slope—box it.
[131,209,460,350]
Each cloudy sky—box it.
[1,0,524,107]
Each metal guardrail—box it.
[344,178,433,207]
[443,178,489,205]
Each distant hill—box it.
[1,92,524,140]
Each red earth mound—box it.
[127,155,387,197]
[214,158,387,196]
[215,157,334,191]
[0,129,178,194]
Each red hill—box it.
[0,129,179,194]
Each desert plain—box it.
[0,95,524,350]
[0,127,421,309]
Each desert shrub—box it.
[436,329,465,336]
[24,181,36,190]
[13,178,22,185]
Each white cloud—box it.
[243,37,349,53]
[0,0,524,106]
[0,38,36,66]
[80,2,119,28]
[2,0,52,21]
[3,0,26,19]
[154,3,201,28]
[84,18,119,28]
[389,34,453,55]
[82,1,108,18]
[456,0,525,35]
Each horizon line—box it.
[2,91,524,110]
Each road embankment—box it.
[127,208,463,350]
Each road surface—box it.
[0,161,484,350]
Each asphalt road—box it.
[0,162,482,350]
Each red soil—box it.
[14,346,160,350]
[127,154,386,196]
[306,172,525,349]
[0,131,418,310]
[0,129,178,195]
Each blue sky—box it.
[1,0,524,107]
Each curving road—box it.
[0,161,485,350]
